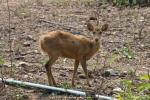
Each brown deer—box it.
[39,20,108,87]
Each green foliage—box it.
[121,44,134,59]
[82,0,94,7]
[138,83,150,92]
[14,5,30,19]
[48,0,68,5]
[59,82,71,89]
[15,93,28,100]
[116,74,150,100]
[87,96,93,100]
[116,0,126,6]
[139,74,150,81]
[128,69,136,77]
[112,0,139,6]
[108,53,119,65]
[107,43,134,66]
[0,55,4,65]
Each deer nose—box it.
[95,38,99,42]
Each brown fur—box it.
[39,23,108,86]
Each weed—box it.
[81,0,94,7]
[116,73,150,100]
[120,44,134,59]
[128,69,137,77]
[48,0,69,6]
[108,53,120,65]
[0,55,4,66]
[87,96,93,100]
[111,0,147,6]
[59,82,71,89]
[14,5,30,19]
[15,92,28,100]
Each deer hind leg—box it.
[81,58,91,87]
[45,56,58,86]
[72,60,79,87]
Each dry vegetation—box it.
[0,0,150,100]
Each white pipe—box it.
[0,78,116,100]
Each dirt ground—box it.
[0,0,150,100]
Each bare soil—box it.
[0,0,150,100]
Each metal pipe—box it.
[0,78,116,100]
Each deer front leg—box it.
[72,60,79,87]
[45,61,53,85]
[45,57,57,86]
[81,58,91,87]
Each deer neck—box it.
[92,38,100,50]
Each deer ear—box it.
[101,24,108,31]
[87,22,94,31]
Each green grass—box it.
[14,5,30,19]
[115,73,150,100]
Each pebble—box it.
[23,75,28,78]
[17,61,30,67]
[59,73,66,77]
[78,74,86,79]
[146,53,150,58]
[23,41,30,47]
[120,71,128,77]
[26,35,36,42]
[101,69,119,77]
[113,87,123,93]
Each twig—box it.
[6,0,13,73]
[138,20,145,39]
[0,66,5,95]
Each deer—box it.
[39,20,108,87]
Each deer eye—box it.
[93,32,96,34]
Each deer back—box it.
[39,31,100,60]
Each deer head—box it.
[86,21,108,42]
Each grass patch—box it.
[14,5,31,19]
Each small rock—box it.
[113,87,123,93]
[0,81,5,88]
[63,58,67,64]
[120,71,128,77]
[146,53,150,58]
[76,85,82,89]
[142,66,149,70]
[101,69,119,77]
[107,8,111,13]
[23,41,30,47]
[76,81,81,85]
[59,72,66,77]
[15,56,25,60]
[33,50,38,54]
[26,35,32,40]
[17,61,30,67]
[111,32,117,35]
[93,79,97,83]
[78,74,86,79]
[77,71,82,74]
[139,16,144,22]
[3,62,11,67]
[26,35,36,42]
[23,75,28,78]
[21,94,29,100]
[89,17,97,20]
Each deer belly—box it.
[60,51,78,59]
